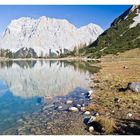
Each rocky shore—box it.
[2,87,98,135]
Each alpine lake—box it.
[0,59,100,135]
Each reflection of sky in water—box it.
[0,80,43,133]
[0,60,92,133]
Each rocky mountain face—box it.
[14,48,37,58]
[0,16,103,58]
[79,5,140,58]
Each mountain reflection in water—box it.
[0,60,95,98]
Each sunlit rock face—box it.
[0,61,91,98]
[0,16,103,57]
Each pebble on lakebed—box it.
[84,111,91,115]
[80,107,86,112]
[80,107,85,112]
[68,107,79,112]
[76,104,81,108]
[58,106,63,110]
[66,100,73,104]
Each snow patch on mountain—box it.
[130,13,140,28]
[130,5,139,12]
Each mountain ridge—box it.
[0,16,103,58]
[76,5,140,58]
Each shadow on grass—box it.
[118,87,128,92]
[117,119,140,135]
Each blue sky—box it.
[0,5,131,33]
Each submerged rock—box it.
[17,119,24,123]
[84,111,91,115]
[66,100,73,105]
[76,104,82,108]
[58,106,63,110]
[80,107,86,112]
[127,82,140,92]
[68,107,79,112]
[81,93,85,95]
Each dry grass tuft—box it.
[85,104,105,115]
[85,104,97,111]
[95,116,117,134]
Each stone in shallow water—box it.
[58,106,63,110]
[80,107,85,112]
[66,100,73,105]
[84,111,91,115]
[81,93,85,95]
[17,119,24,123]
[68,107,79,112]
[76,104,82,108]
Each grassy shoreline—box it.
[90,58,140,134]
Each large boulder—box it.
[127,82,140,92]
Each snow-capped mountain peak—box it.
[0,16,103,57]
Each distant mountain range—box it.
[76,5,140,58]
[0,16,103,58]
